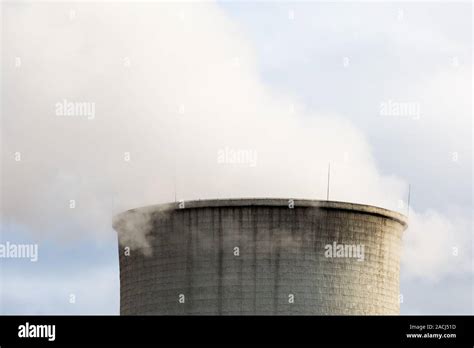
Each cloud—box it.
[1,1,471,288]
[402,210,472,281]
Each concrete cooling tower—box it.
[113,199,407,315]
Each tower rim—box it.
[113,198,408,231]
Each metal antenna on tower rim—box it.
[327,162,331,200]
[407,184,411,217]
[173,162,177,203]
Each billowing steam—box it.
[1,2,470,281]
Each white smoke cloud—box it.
[402,210,472,282]
[1,2,471,283]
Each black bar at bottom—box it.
[0,315,472,346]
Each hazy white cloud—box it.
[2,2,407,234]
[402,211,471,281]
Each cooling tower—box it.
[113,199,407,315]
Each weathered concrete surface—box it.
[113,199,407,315]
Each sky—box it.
[0,1,472,314]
